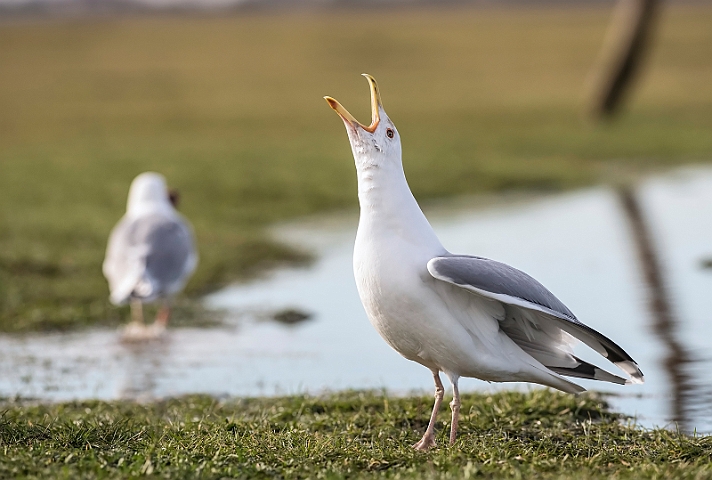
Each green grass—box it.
[1,5,712,331]
[0,390,710,479]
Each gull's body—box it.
[325,75,643,449]
[352,151,582,393]
[103,172,198,338]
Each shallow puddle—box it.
[2,167,712,432]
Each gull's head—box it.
[325,74,401,169]
[127,172,173,215]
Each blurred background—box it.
[1,0,711,432]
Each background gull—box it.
[325,74,644,450]
[103,172,198,340]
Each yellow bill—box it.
[324,74,382,133]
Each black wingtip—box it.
[549,356,628,385]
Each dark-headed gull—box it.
[103,172,198,339]
[325,74,643,450]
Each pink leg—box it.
[449,376,461,446]
[413,370,445,451]
[155,303,171,327]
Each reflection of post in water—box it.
[617,185,693,431]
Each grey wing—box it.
[427,255,644,385]
[103,214,197,304]
[141,215,197,297]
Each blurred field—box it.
[1,4,712,331]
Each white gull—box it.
[103,172,198,339]
[324,74,643,450]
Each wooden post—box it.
[587,0,660,118]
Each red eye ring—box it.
[386,128,395,139]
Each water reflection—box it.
[117,340,168,400]
[634,169,712,432]
[0,167,710,432]
[618,185,694,431]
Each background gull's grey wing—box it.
[427,255,644,385]
[103,213,197,304]
[131,214,197,300]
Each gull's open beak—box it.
[324,73,382,133]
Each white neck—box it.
[127,201,175,218]
[355,158,444,253]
